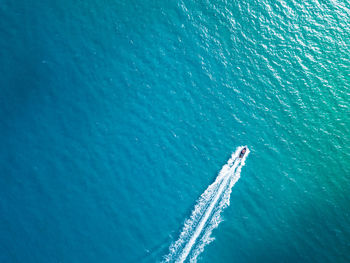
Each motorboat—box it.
[239,147,247,158]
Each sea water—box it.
[0,0,349,262]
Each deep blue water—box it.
[0,0,349,262]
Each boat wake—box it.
[164,146,250,263]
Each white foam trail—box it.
[164,146,250,263]
[177,162,239,262]
[189,148,250,263]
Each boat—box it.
[239,147,247,158]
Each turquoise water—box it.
[0,0,349,262]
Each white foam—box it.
[164,146,250,263]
